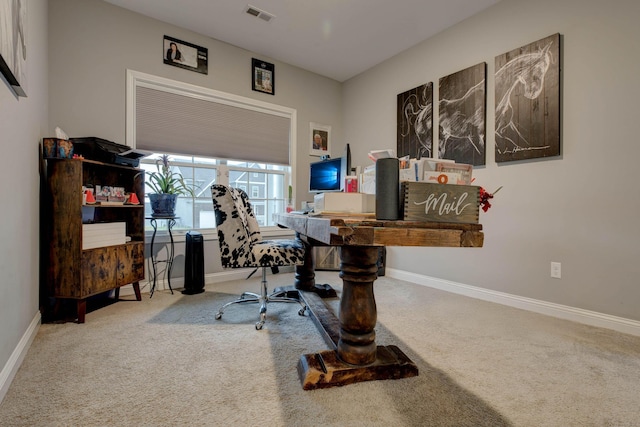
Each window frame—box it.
[139,156,291,233]
[125,70,298,236]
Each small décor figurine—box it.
[479,186,502,212]
[127,193,140,205]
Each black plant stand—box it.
[147,216,178,297]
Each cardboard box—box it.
[314,192,376,213]
[401,182,480,223]
[43,138,74,158]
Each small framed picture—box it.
[0,0,27,97]
[252,58,274,95]
[310,122,331,156]
[163,35,208,74]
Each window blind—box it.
[135,86,291,165]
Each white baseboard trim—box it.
[0,311,41,403]
[386,268,640,337]
[116,269,272,296]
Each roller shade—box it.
[136,86,291,165]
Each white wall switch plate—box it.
[551,262,561,279]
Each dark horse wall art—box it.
[495,33,560,162]
[439,63,487,166]
[397,82,433,159]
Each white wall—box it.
[3,0,640,403]
[343,0,640,321]
[0,0,48,400]
[47,0,344,279]
[48,0,342,207]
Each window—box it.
[126,70,298,233]
[140,155,290,231]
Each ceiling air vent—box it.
[245,5,275,22]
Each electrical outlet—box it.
[551,262,561,279]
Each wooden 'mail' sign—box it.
[401,182,480,224]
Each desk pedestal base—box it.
[297,345,418,390]
[294,236,338,298]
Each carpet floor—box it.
[1,271,640,426]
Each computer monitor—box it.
[309,157,343,192]
[308,144,351,193]
[343,143,351,178]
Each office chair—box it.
[211,185,307,329]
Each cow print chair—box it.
[211,185,307,330]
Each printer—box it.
[71,137,147,167]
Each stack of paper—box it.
[360,164,377,194]
[367,149,396,162]
[82,222,127,250]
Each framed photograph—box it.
[310,122,331,156]
[163,35,208,75]
[252,58,274,95]
[0,0,27,97]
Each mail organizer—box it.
[401,181,480,224]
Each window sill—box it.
[144,226,295,244]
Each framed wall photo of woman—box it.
[310,122,331,157]
[163,35,208,75]
[252,58,274,95]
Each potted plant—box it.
[145,154,194,217]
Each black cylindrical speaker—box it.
[182,231,205,295]
[375,158,400,220]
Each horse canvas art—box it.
[397,82,433,160]
[438,63,487,166]
[494,33,561,162]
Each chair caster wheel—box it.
[255,321,264,330]
[298,307,307,316]
[215,313,222,320]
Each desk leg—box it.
[293,235,337,298]
[337,246,379,365]
[293,237,315,290]
[297,245,418,390]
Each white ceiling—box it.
[103,0,500,82]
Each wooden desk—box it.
[275,213,483,390]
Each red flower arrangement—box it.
[479,186,502,212]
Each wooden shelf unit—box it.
[42,158,145,323]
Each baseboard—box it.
[0,311,40,403]
[386,268,640,337]
[116,268,294,296]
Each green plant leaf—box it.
[143,155,195,196]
